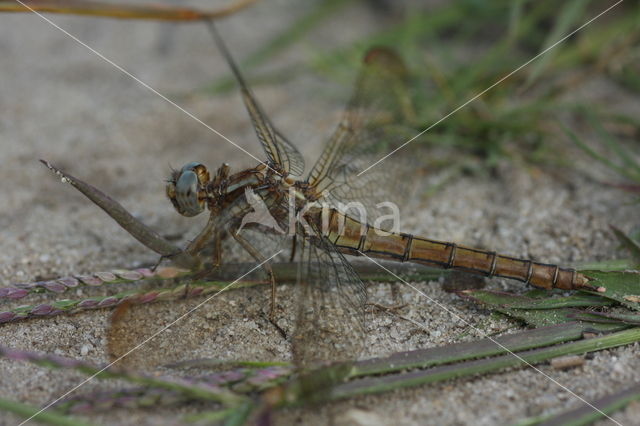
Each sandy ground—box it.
[1,1,640,425]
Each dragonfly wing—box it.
[106,194,289,370]
[221,194,368,369]
[240,90,306,177]
[308,47,412,184]
[273,128,306,178]
[292,221,367,372]
[209,23,305,177]
[306,48,418,224]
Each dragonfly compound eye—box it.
[166,162,210,217]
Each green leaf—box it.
[459,290,619,329]
[581,270,640,311]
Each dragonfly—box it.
[41,21,597,397]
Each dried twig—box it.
[0,0,259,21]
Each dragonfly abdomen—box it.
[321,209,591,291]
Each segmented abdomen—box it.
[315,209,590,290]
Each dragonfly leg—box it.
[289,234,297,262]
[186,231,224,295]
[212,230,223,268]
[229,230,285,338]
[180,232,225,299]
[150,255,165,272]
[185,219,217,257]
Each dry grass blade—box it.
[0,0,259,21]
[40,160,199,269]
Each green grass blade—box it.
[571,310,640,326]
[0,396,94,426]
[329,327,640,401]
[222,400,254,426]
[589,111,640,181]
[352,321,604,376]
[520,382,640,426]
[507,0,527,40]
[562,124,631,178]
[522,0,589,89]
[0,346,245,406]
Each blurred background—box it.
[0,1,639,425]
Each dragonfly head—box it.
[166,162,210,217]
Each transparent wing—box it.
[217,192,368,371]
[272,130,306,178]
[291,221,367,372]
[209,23,305,177]
[306,47,418,223]
[238,89,306,177]
[106,194,290,370]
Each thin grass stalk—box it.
[54,387,190,415]
[0,346,245,406]
[55,365,292,414]
[1,262,440,301]
[0,279,247,323]
[0,267,186,301]
[0,262,442,323]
